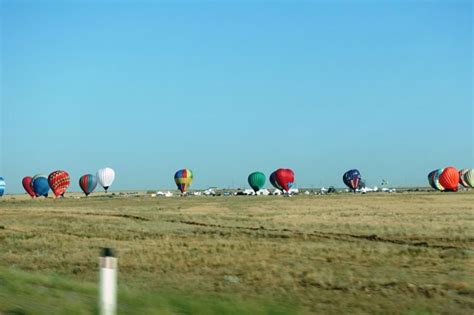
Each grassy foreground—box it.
[0,267,294,315]
[0,192,473,314]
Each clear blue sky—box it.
[1,1,472,193]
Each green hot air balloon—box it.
[248,172,266,193]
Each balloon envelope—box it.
[97,168,115,192]
[459,169,470,188]
[269,172,284,190]
[438,167,459,192]
[0,177,5,197]
[248,172,266,192]
[464,169,474,188]
[428,170,441,190]
[343,169,361,191]
[433,169,445,191]
[48,170,71,197]
[22,176,36,197]
[32,174,50,197]
[274,168,294,192]
[174,169,193,193]
[79,174,98,196]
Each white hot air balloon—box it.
[97,168,115,192]
[464,169,474,188]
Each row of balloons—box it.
[427,167,473,192]
[0,166,473,198]
[20,168,115,198]
[248,168,295,192]
[248,169,363,192]
[177,168,360,193]
[177,168,296,193]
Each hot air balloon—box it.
[32,174,50,197]
[427,170,438,190]
[459,169,470,188]
[438,167,459,192]
[463,169,473,188]
[343,169,361,192]
[0,177,5,197]
[97,168,115,192]
[274,168,295,192]
[174,169,193,193]
[269,172,284,191]
[248,172,265,193]
[432,168,445,191]
[48,170,70,197]
[79,174,98,196]
[22,176,36,198]
[433,168,446,191]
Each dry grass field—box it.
[0,191,473,314]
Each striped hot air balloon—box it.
[79,174,98,196]
[464,169,474,188]
[0,177,5,197]
[248,172,266,193]
[48,170,71,197]
[174,169,193,193]
[428,169,445,191]
[97,168,115,192]
[433,168,446,191]
[22,176,36,198]
[32,174,50,197]
[459,169,471,188]
[427,170,438,190]
[343,169,361,192]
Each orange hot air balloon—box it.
[438,167,459,192]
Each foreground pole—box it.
[99,248,117,315]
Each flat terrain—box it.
[0,192,473,314]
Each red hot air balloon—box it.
[438,167,459,192]
[274,168,295,192]
[22,176,36,198]
[48,170,71,197]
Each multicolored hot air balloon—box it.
[174,169,193,193]
[459,169,470,188]
[462,169,473,188]
[48,170,71,197]
[32,174,50,197]
[432,168,446,191]
[274,168,295,192]
[97,168,115,192]
[343,169,361,192]
[269,172,284,191]
[427,170,438,190]
[79,174,98,196]
[248,172,265,193]
[22,176,36,198]
[0,177,5,197]
[438,167,459,192]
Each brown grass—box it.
[1,191,473,314]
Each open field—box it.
[0,192,473,314]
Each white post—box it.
[99,248,117,315]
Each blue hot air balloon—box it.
[32,174,50,197]
[0,177,5,197]
[343,169,361,192]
